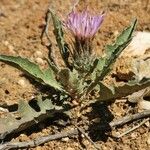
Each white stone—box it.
[18,79,27,87]
[61,137,69,142]
[34,51,43,57]
[35,57,44,65]
[121,31,150,57]
[138,100,150,110]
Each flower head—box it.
[63,8,104,70]
[64,8,104,41]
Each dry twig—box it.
[114,118,150,138]
[0,129,78,150]
[110,110,150,127]
[75,125,101,150]
[0,110,150,150]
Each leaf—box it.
[58,68,85,97]
[0,55,63,91]
[49,9,71,69]
[0,97,63,140]
[91,58,106,80]
[101,19,137,78]
[98,78,150,101]
[86,19,137,94]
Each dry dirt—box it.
[0,0,150,150]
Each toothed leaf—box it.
[0,55,63,91]
[50,10,70,68]
[0,97,63,140]
[98,78,150,101]
[87,19,137,93]
[58,68,85,97]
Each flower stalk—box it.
[64,8,104,72]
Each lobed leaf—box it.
[98,78,150,101]
[58,68,85,98]
[0,55,63,91]
[49,9,71,69]
[86,19,137,94]
[0,98,63,140]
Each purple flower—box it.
[64,8,104,41]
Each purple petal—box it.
[64,9,104,40]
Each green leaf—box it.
[86,19,137,94]
[49,10,71,69]
[106,19,137,56]
[98,78,150,101]
[58,68,85,97]
[0,55,63,91]
[91,58,106,80]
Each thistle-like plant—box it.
[0,7,149,101]
[1,6,150,139]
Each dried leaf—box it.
[97,78,150,101]
[0,98,63,140]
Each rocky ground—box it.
[0,0,150,149]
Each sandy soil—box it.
[0,0,150,149]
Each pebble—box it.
[19,134,30,141]
[35,57,44,65]
[138,100,150,110]
[61,137,69,142]
[81,134,85,138]
[131,132,138,138]
[18,79,27,87]
[114,30,119,37]
[2,40,16,54]
[34,51,43,57]
[111,131,120,137]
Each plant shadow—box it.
[85,101,114,142]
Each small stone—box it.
[34,51,43,57]
[0,107,8,112]
[35,57,44,65]
[131,132,138,138]
[81,134,85,138]
[92,118,100,123]
[138,100,150,110]
[61,137,69,142]
[114,30,119,37]
[19,134,30,141]
[111,131,120,137]
[8,45,14,51]
[18,79,27,87]
[3,40,9,46]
